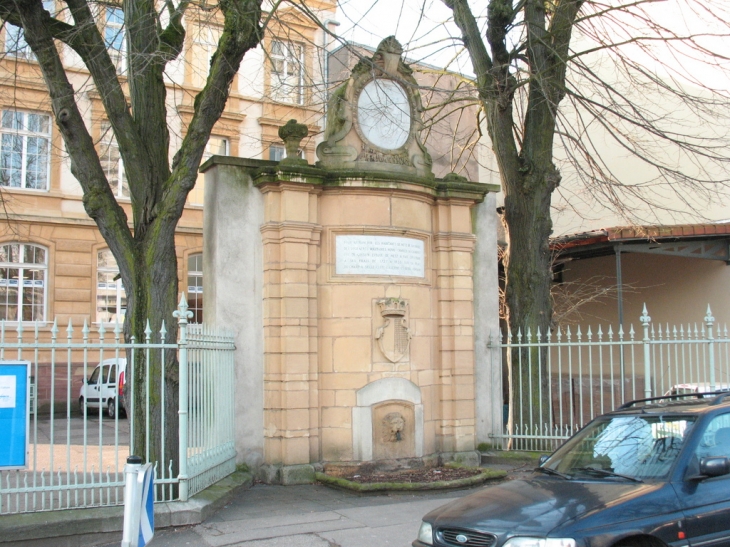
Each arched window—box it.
[187,253,203,323]
[96,249,126,323]
[0,243,47,321]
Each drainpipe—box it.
[615,243,626,402]
[615,243,624,328]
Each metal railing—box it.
[489,304,730,451]
[0,294,236,514]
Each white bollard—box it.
[121,455,155,547]
[121,455,143,547]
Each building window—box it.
[269,145,285,161]
[187,254,203,324]
[269,144,305,162]
[190,136,228,206]
[104,7,125,74]
[99,122,129,198]
[96,249,126,324]
[0,110,51,190]
[270,40,304,105]
[190,25,220,88]
[5,24,33,59]
[0,243,47,322]
[4,1,54,60]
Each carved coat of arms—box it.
[375,298,412,363]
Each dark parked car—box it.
[415,392,730,547]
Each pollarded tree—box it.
[0,0,262,469]
[438,0,730,430]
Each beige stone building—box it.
[0,1,336,406]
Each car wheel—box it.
[79,396,85,414]
[107,398,116,419]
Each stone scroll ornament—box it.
[375,298,412,363]
[316,36,433,179]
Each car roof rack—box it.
[709,391,730,406]
[618,390,730,410]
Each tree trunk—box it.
[4,0,263,490]
[504,170,555,445]
[124,230,180,476]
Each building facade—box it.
[0,1,336,407]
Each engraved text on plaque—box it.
[336,235,425,277]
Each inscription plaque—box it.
[336,235,425,277]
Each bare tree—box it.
[0,0,263,469]
[432,0,730,426]
[426,0,730,424]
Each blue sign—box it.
[0,362,29,469]
[138,464,155,547]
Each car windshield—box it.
[544,414,696,480]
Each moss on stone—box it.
[314,468,506,493]
[484,451,542,461]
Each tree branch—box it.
[2,0,134,263]
[162,0,263,226]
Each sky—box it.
[333,0,730,90]
[334,0,472,73]
[331,0,730,232]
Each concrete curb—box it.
[315,468,506,492]
[0,470,253,544]
[480,451,542,466]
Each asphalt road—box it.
[103,483,469,547]
[5,475,484,547]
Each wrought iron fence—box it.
[489,304,730,451]
[0,295,236,514]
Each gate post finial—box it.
[640,304,651,326]
[704,305,715,326]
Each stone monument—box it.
[317,36,433,178]
[202,37,502,483]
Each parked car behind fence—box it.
[78,357,127,418]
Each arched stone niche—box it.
[352,377,424,461]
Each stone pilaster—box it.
[259,179,322,465]
[433,199,478,453]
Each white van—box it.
[78,357,127,418]
[664,383,730,397]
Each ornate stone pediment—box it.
[316,37,433,179]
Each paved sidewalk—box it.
[104,483,470,547]
[1,454,538,547]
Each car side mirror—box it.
[699,457,730,478]
[538,455,550,466]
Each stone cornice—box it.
[258,117,320,131]
[177,104,246,122]
[1,213,202,234]
[201,156,499,203]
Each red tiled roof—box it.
[551,223,730,250]
[605,223,730,241]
